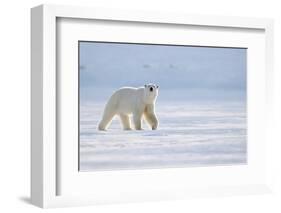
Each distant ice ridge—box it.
[79,100,247,171]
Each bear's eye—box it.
[150,87,153,92]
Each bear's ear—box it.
[156,85,159,89]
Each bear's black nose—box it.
[150,87,153,92]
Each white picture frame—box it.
[31,4,274,208]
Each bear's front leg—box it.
[144,104,159,130]
[144,111,158,130]
[133,113,143,130]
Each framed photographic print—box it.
[31,4,274,208]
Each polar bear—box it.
[98,84,159,131]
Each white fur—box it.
[98,84,159,131]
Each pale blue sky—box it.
[79,42,247,101]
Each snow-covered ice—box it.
[79,100,247,171]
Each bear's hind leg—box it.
[133,113,143,130]
[98,111,115,131]
[119,114,132,130]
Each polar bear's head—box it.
[144,84,159,104]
